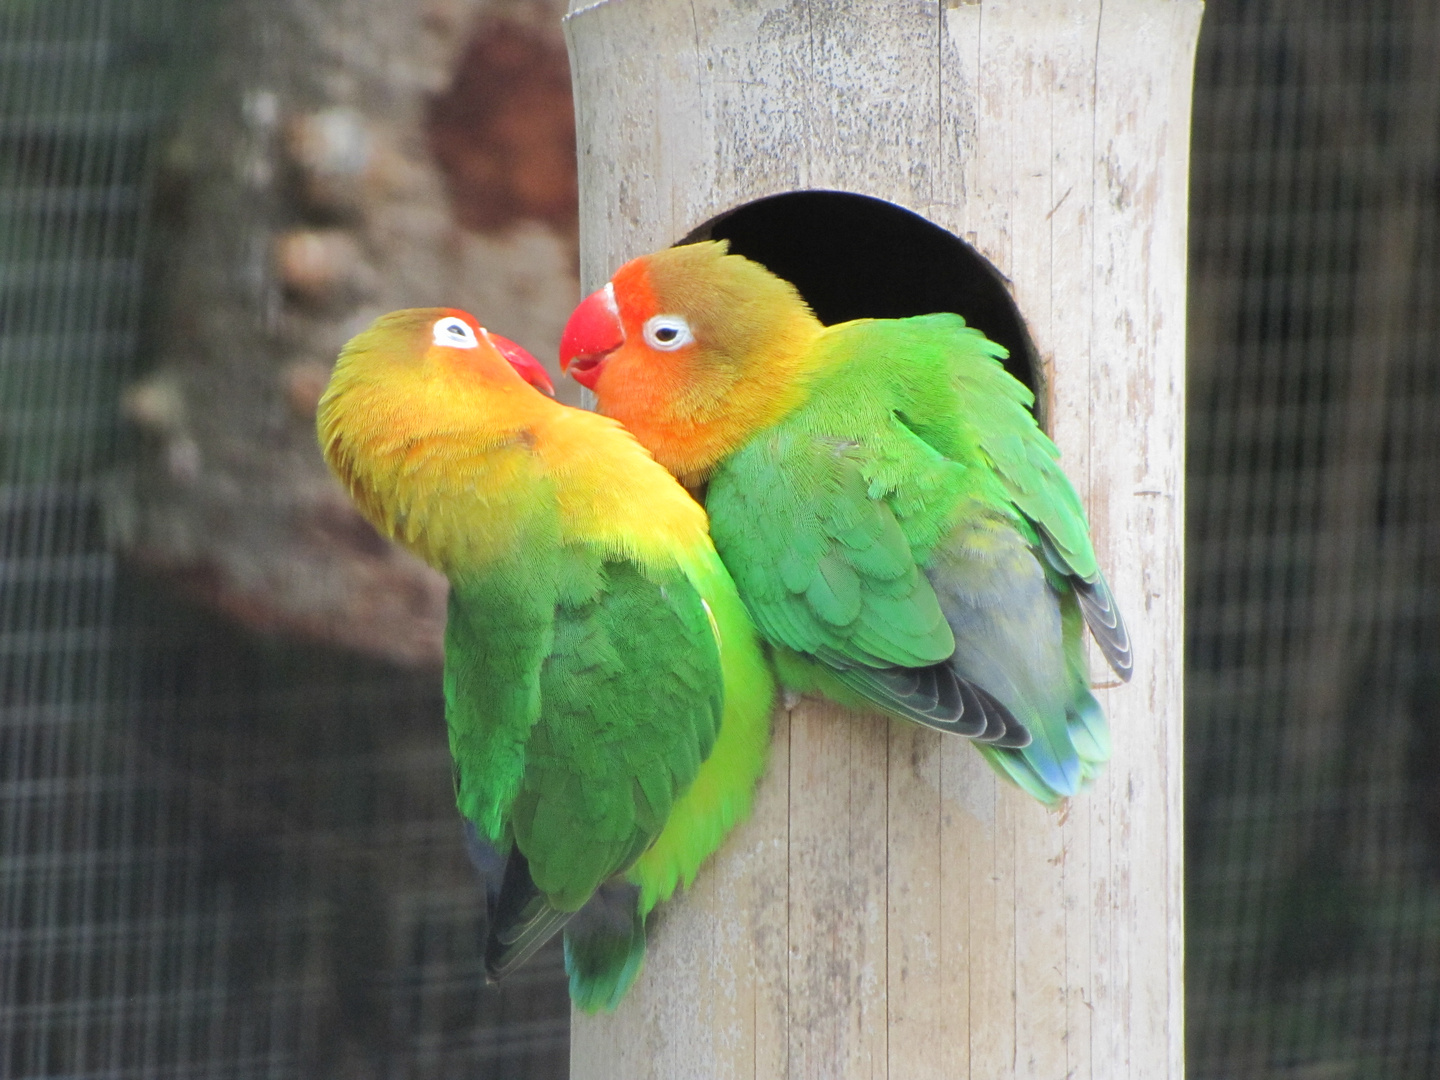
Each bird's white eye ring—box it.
[643,315,694,352]
[433,316,479,350]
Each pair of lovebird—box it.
[316,240,1132,1012]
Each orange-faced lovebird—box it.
[317,308,773,1009]
[559,243,1130,804]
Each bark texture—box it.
[109,0,579,666]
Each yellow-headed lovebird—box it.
[318,308,773,1010]
[559,243,1130,804]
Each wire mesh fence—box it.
[0,2,568,1077]
[2,0,1439,1077]
[1187,0,1440,1076]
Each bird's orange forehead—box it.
[612,257,659,326]
[439,306,478,327]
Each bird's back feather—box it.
[707,313,1127,801]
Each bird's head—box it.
[559,242,823,483]
[318,307,554,475]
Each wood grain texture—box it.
[565,2,1198,1076]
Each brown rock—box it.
[274,229,367,306]
[284,107,374,215]
[284,361,334,419]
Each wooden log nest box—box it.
[563,1,1199,1078]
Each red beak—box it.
[559,283,624,390]
[487,332,555,396]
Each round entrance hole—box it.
[680,190,1041,410]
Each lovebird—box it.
[559,242,1130,803]
[317,307,773,1010]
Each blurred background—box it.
[2,0,1437,1077]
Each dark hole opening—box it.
[681,190,1041,409]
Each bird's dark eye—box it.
[643,314,694,351]
[432,316,480,349]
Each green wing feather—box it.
[832,314,1130,682]
[712,428,953,670]
[443,574,554,844]
[562,880,646,1013]
[509,555,722,909]
[937,323,1133,679]
[446,546,724,988]
[861,314,1127,795]
[707,313,1128,800]
[707,403,1028,744]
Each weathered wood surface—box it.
[565,1,1198,1077]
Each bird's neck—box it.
[641,316,827,487]
[322,378,550,573]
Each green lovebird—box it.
[318,307,773,1010]
[559,242,1130,804]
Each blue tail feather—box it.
[1067,690,1111,771]
[563,880,647,1013]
